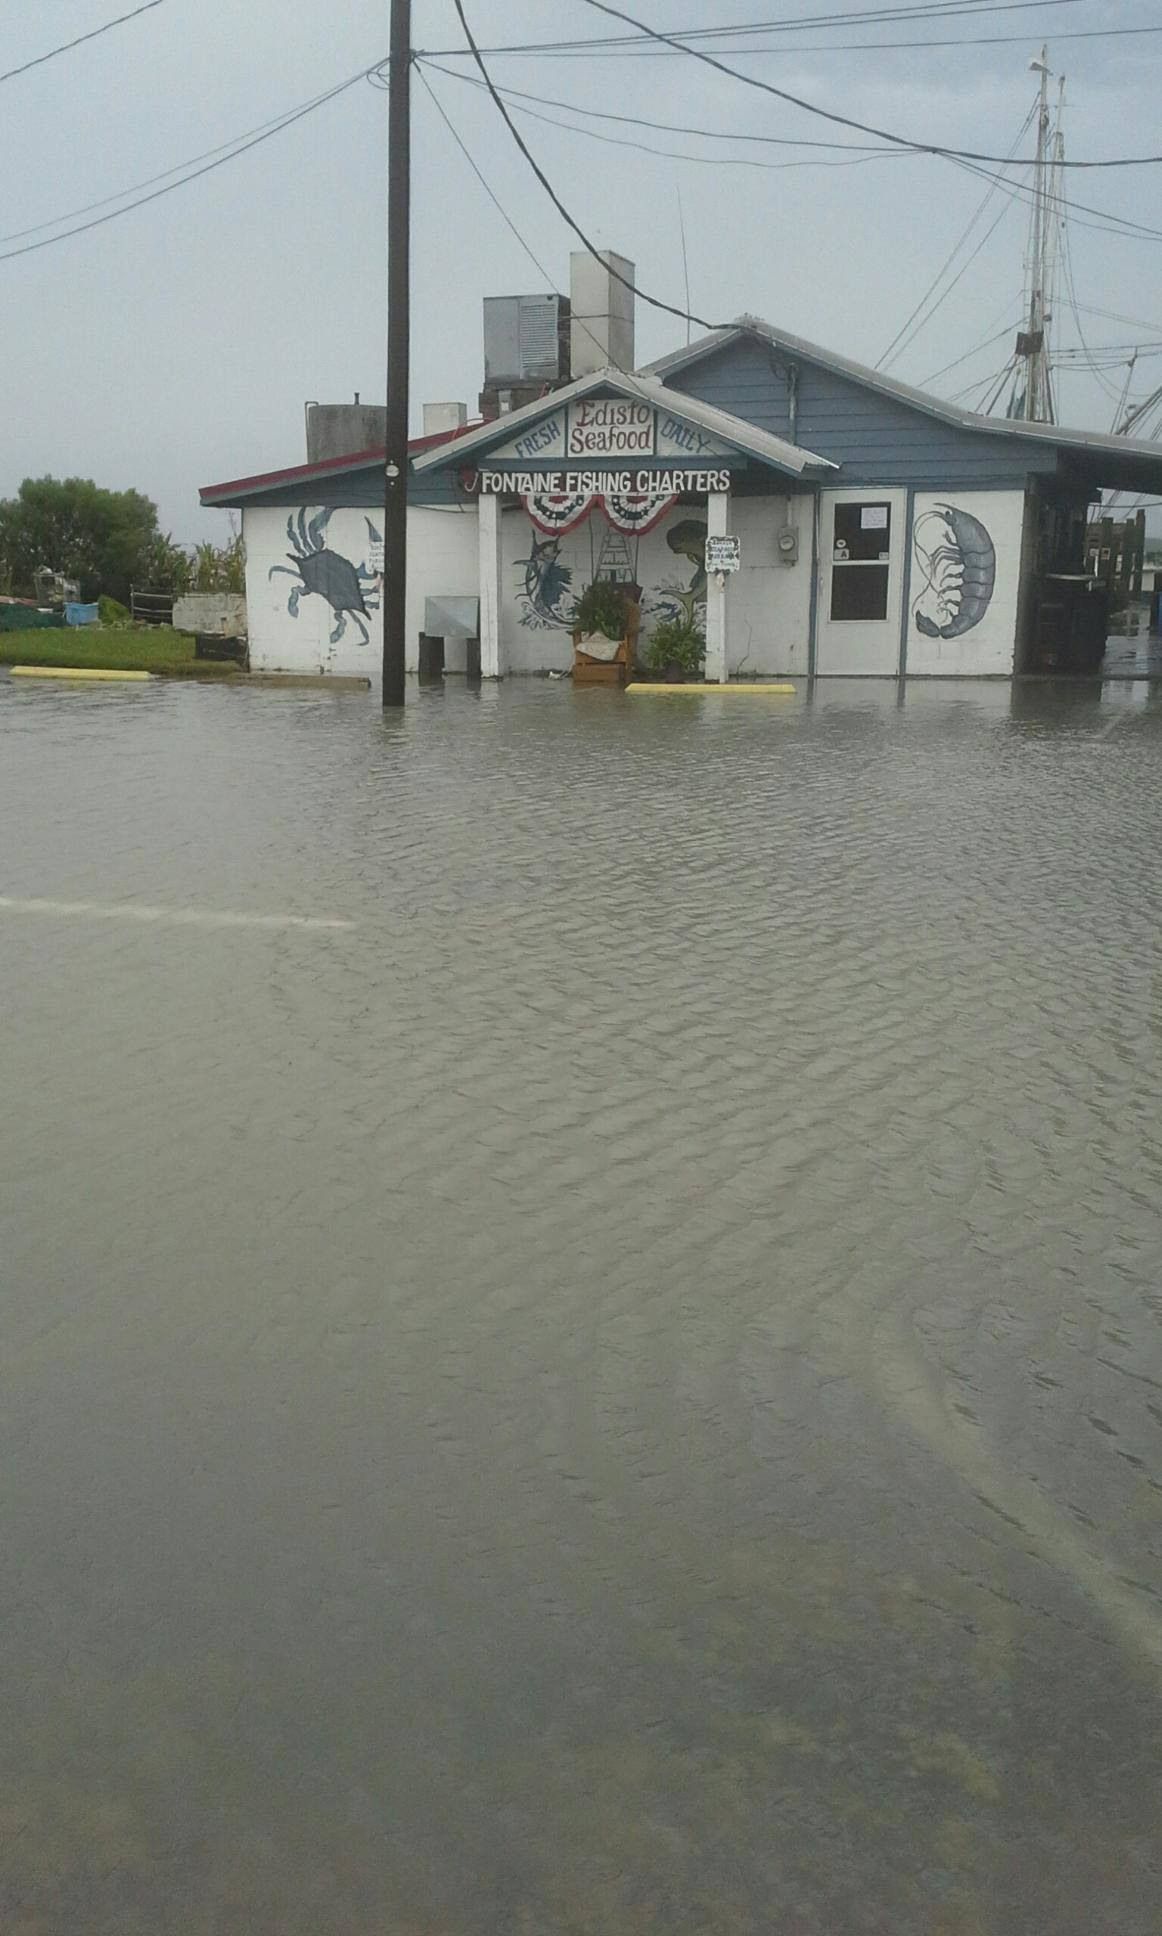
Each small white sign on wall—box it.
[706,534,741,575]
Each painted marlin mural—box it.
[270,509,382,646]
[912,504,996,640]
[516,533,575,629]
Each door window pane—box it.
[833,501,891,562]
[831,563,889,622]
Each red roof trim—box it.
[199,420,479,505]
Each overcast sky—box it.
[2,0,1160,541]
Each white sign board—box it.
[475,467,732,496]
[566,397,653,459]
[705,534,741,575]
[479,395,738,468]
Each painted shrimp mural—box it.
[911,504,996,640]
[270,509,383,647]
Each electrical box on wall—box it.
[777,526,799,566]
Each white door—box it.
[815,488,907,674]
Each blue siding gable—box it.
[664,335,1054,489]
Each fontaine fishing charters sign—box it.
[475,468,732,495]
[468,392,736,503]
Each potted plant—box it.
[640,615,706,683]
[571,578,640,684]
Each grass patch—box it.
[0,627,231,676]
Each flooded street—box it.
[1,674,1160,1934]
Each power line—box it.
[0,0,166,86]
[1059,200,1124,404]
[947,153,1162,245]
[420,60,896,153]
[1056,344,1162,359]
[931,149,1162,259]
[414,65,618,372]
[1076,300,1162,336]
[0,60,378,264]
[876,105,1033,369]
[450,0,721,335]
[416,60,907,175]
[428,22,1162,62]
[422,1,1088,59]
[0,83,374,247]
[576,0,1162,168]
[950,359,1016,405]
[919,317,1023,387]
[427,57,1162,246]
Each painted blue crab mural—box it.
[269,509,382,647]
[912,504,996,640]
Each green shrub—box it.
[574,578,630,641]
[98,595,131,624]
[641,616,706,679]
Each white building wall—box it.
[906,489,1025,676]
[241,487,1026,681]
[243,504,477,676]
[726,496,813,677]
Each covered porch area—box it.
[1020,434,1162,674]
[410,369,837,682]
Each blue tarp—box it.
[65,603,100,627]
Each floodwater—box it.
[1,674,1160,1935]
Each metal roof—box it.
[200,422,476,508]
[645,316,1162,484]
[410,366,837,479]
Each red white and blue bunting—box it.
[523,490,596,536]
[602,490,677,535]
[521,489,678,537]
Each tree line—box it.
[0,476,244,605]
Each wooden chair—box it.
[572,594,640,686]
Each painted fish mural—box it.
[514,516,708,633]
[516,533,575,629]
[269,509,382,646]
[653,519,708,628]
[912,504,996,640]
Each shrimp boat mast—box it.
[983,48,1065,425]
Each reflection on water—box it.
[1,675,1160,1934]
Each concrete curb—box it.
[625,682,798,696]
[9,666,152,682]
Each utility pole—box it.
[382,0,411,707]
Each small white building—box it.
[201,312,1162,681]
